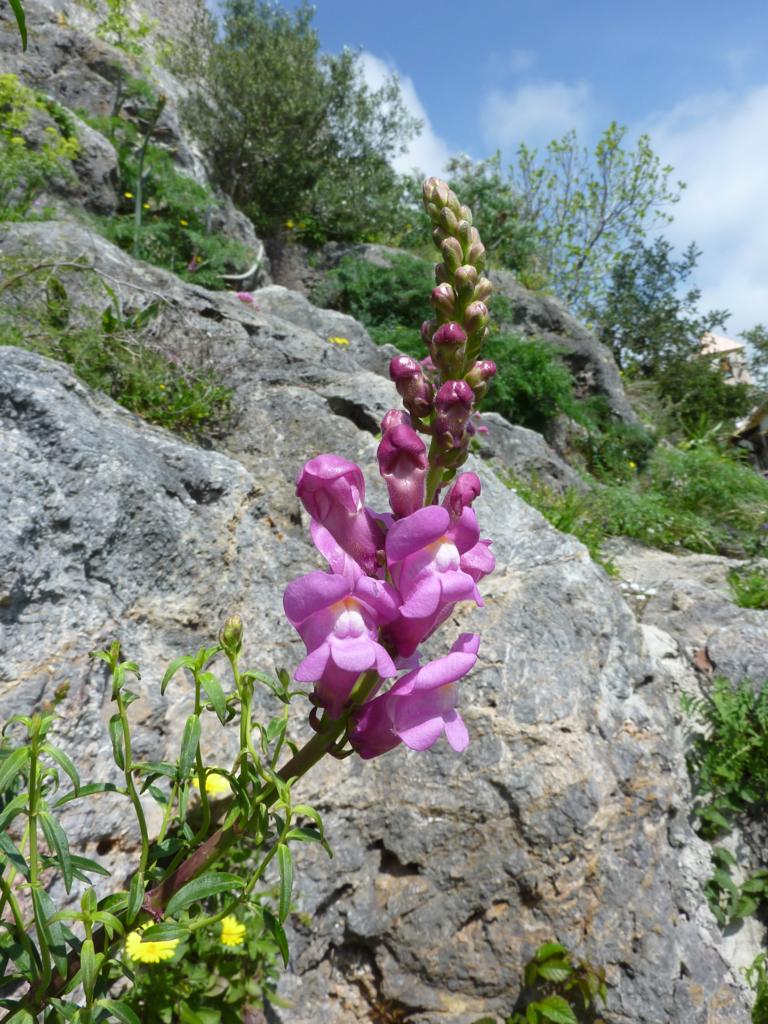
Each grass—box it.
[728,566,768,609]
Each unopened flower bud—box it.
[443,471,482,519]
[378,424,428,519]
[426,202,441,223]
[434,379,474,448]
[465,359,497,400]
[434,263,450,285]
[457,220,472,252]
[420,320,437,346]
[432,226,448,247]
[439,206,459,236]
[467,241,486,271]
[381,408,412,433]
[389,355,435,419]
[220,614,243,656]
[431,283,456,321]
[441,236,463,273]
[463,300,489,337]
[473,277,493,303]
[454,265,478,303]
[431,321,468,379]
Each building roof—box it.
[700,332,746,356]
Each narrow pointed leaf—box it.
[42,744,79,792]
[198,672,227,724]
[161,656,195,694]
[108,715,126,770]
[96,999,141,1024]
[39,811,73,892]
[277,844,293,923]
[127,872,145,924]
[262,908,289,966]
[9,0,27,51]
[0,747,29,792]
[165,871,241,918]
[178,715,201,779]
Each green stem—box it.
[0,871,40,981]
[27,724,51,991]
[117,692,150,876]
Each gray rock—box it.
[604,539,768,687]
[0,221,751,1020]
[474,411,589,494]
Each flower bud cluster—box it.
[283,180,497,762]
[387,178,497,487]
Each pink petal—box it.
[449,507,481,554]
[330,637,376,673]
[283,572,349,625]
[386,506,449,563]
[395,710,445,751]
[294,644,330,682]
[399,575,442,618]
[443,710,469,751]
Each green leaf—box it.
[277,844,293,923]
[262,908,289,966]
[127,872,145,924]
[54,781,123,807]
[0,747,29,793]
[0,792,28,832]
[161,656,195,695]
[96,999,142,1024]
[80,938,98,1001]
[32,886,68,978]
[198,672,227,724]
[8,0,26,53]
[537,960,573,983]
[141,921,190,942]
[42,744,80,793]
[45,278,70,329]
[178,715,201,779]
[536,995,578,1024]
[3,1009,35,1024]
[242,670,289,704]
[534,942,569,961]
[108,714,126,770]
[0,831,29,878]
[165,871,241,918]
[39,811,73,892]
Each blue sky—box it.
[218,1,768,334]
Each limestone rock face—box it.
[0,221,752,1021]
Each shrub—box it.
[728,566,768,610]
[310,253,433,336]
[577,420,657,483]
[481,333,577,435]
[178,0,419,243]
[0,73,79,219]
[0,263,232,440]
[655,355,755,438]
[85,108,251,289]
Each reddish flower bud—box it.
[378,424,428,519]
[463,300,489,337]
[443,472,482,519]
[389,355,435,419]
[431,283,456,321]
[434,263,451,285]
[465,359,497,400]
[381,408,412,433]
[420,320,437,346]
[431,321,468,380]
[434,379,474,448]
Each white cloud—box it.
[358,52,451,176]
[480,80,595,151]
[646,85,768,332]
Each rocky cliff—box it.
[1,4,766,1022]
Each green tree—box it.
[591,237,728,376]
[179,0,420,241]
[741,324,768,388]
[511,122,683,313]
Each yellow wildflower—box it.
[125,925,179,963]
[327,336,350,346]
[192,770,231,797]
[285,219,294,229]
[143,202,151,209]
[628,460,637,470]
[123,191,134,198]
[179,218,189,227]
[220,915,246,947]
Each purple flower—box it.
[433,380,474,451]
[389,356,434,419]
[443,472,482,519]
[296,455,385,575]
[384,505,488,657]
[378,422,427,520]
[349,633,480,759]
[283,570,399,718]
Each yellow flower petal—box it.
[123,191,134,198]
[327,336,350,346]
[125,926,179,963]
[192,770,232,797]
[220,915,246,947]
